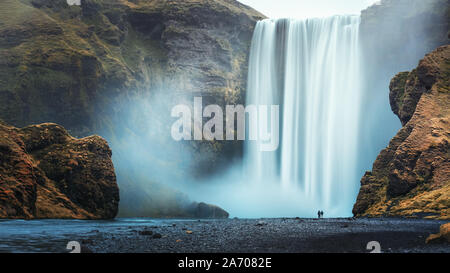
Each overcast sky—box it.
[238,0,380,19]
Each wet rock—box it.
[139,230,154,236]
[256,221,267,227]
[153,233,162,239]
[187,202,229,219]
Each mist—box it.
[100,88,197,217]
[96,0,448,219]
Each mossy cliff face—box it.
[353,46,450,220]
[0,0,264,136]
[0,0,264,217]
[0,120,119,219]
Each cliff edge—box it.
[353,45,450,220]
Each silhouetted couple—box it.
[317,210,324,219]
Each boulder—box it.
[187,202,229,219]
[0,121,119,219]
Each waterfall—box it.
[244,16,362,216]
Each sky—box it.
[238,0,380,19]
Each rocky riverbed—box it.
[17,218,445,253]
[1,218,449,253]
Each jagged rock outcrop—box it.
[0,121,119,219]
[353,45,450,220]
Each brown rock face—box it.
[426,223,450,244]
[0,121,119,219]
[353,45,450,220]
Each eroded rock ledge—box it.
[353,45,450,220]
[0,121,119,219]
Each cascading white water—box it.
[244,16,362,216]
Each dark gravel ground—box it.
[82,218,449,253]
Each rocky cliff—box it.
[353,45,450,220]
[0,120,119,219]
[0,0,264,136]
[356,0,450,182]
[0,0,263,217]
